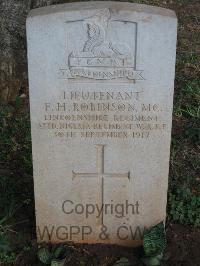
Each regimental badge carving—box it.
[59,9,144,82]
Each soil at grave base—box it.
[164,223,200,266]
[65,223,200,266]
[17,222,200,266]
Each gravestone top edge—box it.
[27,1,176,20]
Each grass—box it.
[0,0,199,265]
[0,100,35,264]
[167,0,200,226]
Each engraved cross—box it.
[72,144,130,225]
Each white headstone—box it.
[27,1,177,246]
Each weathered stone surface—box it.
[27,1,177,246]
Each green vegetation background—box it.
[0,0,199,264]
